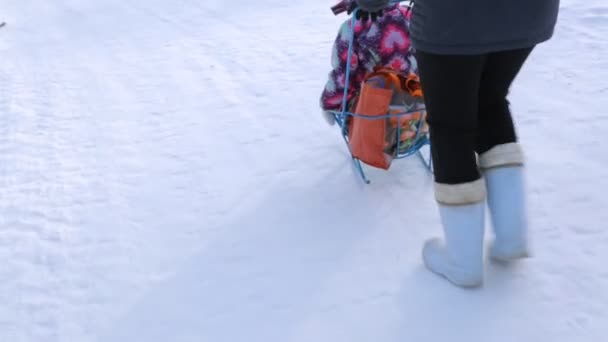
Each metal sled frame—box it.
[329,4,432,184]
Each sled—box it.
[329,2,432,184]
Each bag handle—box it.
[404,74,423,97]
[363,68,406,91]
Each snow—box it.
[1,0,607,341]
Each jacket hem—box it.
[411,27,555,55]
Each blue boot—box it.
[480,143,529,261]
[423,180,486,287]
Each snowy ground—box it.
[1,0,607,341]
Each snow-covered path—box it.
[1,1,607,341]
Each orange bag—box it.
[348,67,426,170]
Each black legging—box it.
[416,47,534,185]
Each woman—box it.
[354,0,560,287]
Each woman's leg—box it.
[416,52,485,186]
[476,47,534,154]
[415,50,487,287]
[476,47,535,261]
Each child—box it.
[320,0,417,125]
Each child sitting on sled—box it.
[320,0,427,170]
[319,0,418,125]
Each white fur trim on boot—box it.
[423,200,485,287]
[434,178,486,205]
[479,142,524,169]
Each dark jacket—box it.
[409,0,560,54]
